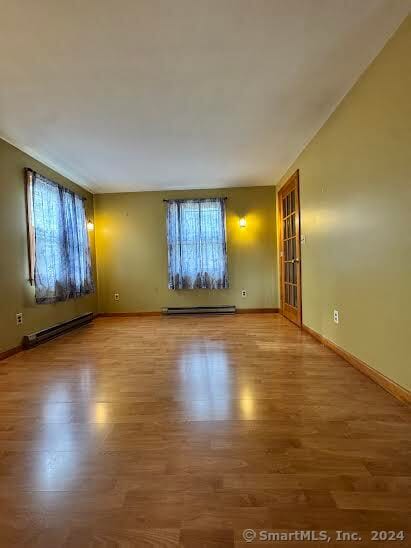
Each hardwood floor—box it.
[0,314,410,547]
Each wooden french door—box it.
[279,170,302,326]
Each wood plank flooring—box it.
[0,314,410,547]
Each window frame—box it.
[24,167,92,293]
[24,168,36,285]
[165,197,229,290]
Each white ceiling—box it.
[0,1,409,193]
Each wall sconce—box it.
[239,217,247,228]
[87,220,94,230]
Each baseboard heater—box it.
[23,312,94,349]
[162,305,236,315]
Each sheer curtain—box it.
[31,172,94,303]
[166,198,228,289]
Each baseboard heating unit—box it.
[23,312,94,349]
[162,305,236,315]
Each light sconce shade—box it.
[87,220,94,230]
[239,217,247,228]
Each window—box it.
[166,198,228,289]
[26,169,94,303]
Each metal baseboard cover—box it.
[162,306,236,315]
[23,312,94,349]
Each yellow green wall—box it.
[0,138,97,354]
[277,16,411,390]
[95,186,278,313]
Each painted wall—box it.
[95,186,278,313]
[0,138,97,354]
[277,16,411,390]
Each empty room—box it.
[0,1,410,546]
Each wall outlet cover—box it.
[16,312,23,326]
[333,310,339,324]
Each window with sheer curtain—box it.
[166,198,228,290]
[26,170,94,304]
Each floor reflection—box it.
[179,341,232,419]
[35,371,103,491]
[35,449,77,491]
[240,386,255,420]
[93,402,108,425]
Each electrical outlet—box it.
[16,312,23,326]
[333,310,339,324]
[241,289,247,298]
[114,293,120,302]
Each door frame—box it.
[278,170,302,327]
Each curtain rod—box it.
[25,167,87,201]
[163,197,227,202]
